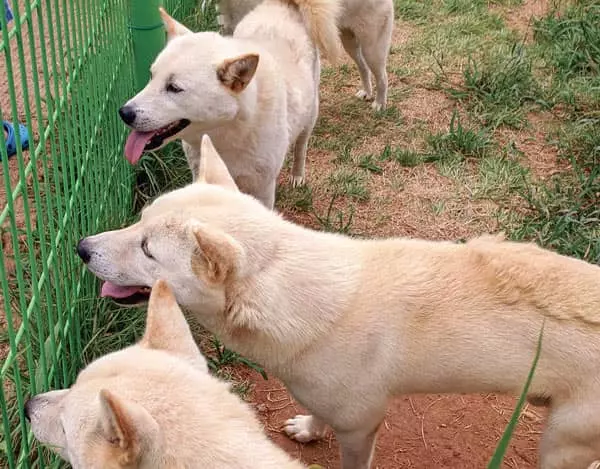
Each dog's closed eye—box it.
[166,83,183,93]
[141,238,155,259]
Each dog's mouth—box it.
[100,281,151,306]
[124,119,190,164]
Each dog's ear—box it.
[217,54,259,94]
[195,134,239,192]
[97,390,159,465]
[140,280,208,371]
[190,222,245,285]
[159,7,192,42]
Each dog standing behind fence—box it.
[213,0,394,111]
[118,0,342,209]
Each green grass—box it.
[447,44,543,128]
[503,3,600,264]
[533,3,600,81]
[134,143,192,211]
[206,337,268,381]
[427,111,494,159]
[328,168,370,202]
[313,193,355,234]
[488,323,544,468]
[511,159,600,263]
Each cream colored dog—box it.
[25,280,304,469]
[214,0,394,111]
[78,136,600,469]
[118,0,342,208]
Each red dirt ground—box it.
[238,368,543,469]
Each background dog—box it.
[214,0,394,110]
[78,135,600,469]
[118,0,342,208]
[25,280,304,469]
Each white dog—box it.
[78,136,600,469]
[25,280,305,469]
[118,0,341,208]
[214,0,394,111]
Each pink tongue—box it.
[124,130,156,164]
[101,281,142,299]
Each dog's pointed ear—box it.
[98,390,158,465]
[140,280,207,370]
[159,7,192,42]
[217,54,259,94]
[190,222,245,284]
[195,134,239,192]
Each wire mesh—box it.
[0,0,199,466]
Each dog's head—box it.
[77,135,277,319]
[119,8,259,164]
[26,281,211,469]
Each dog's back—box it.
[235,0,342,62]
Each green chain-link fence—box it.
[0,0,199,466]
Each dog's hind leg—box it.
[290,126,311,188]
[340,28,372,101]
[540,399,600,469]
[359,16,393,111]
[337,426,379,469]
[290,84,318,188]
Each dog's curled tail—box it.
[289,0,343,62]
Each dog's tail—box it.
[287,0,342,62]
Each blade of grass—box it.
[488,320,545,468]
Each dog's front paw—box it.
[371,101,385,112]
[290,175,306,188]
[355,89,373,101]
[587,462,600,469]
[284,415,325,443]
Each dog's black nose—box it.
[76,238,91,264]
[119,105,136,125]
[24,399,32,422]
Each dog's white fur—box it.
[121,0,342,208]
[81,136,600,469]
[26,280,304,469]
[215,0,394,111]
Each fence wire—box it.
[0,0,199,466]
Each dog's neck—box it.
[216,222,361,374]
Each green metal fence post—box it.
[128,0,165,91]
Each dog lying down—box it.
[78,136,600,469]
[25,280,305,469]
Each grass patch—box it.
[533,3,600,81]
[134,143,192,211]
[313,85,402,153]
[511,159,600,263]
[276,184,314,213]
[206,337,268,382]
[328,168,370,202]
[313,193,355,234]
[447,43,543,128]
[394,0,435,22]
[532,4,600,116]
[427,111,494,159]
[474,154,529,198]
